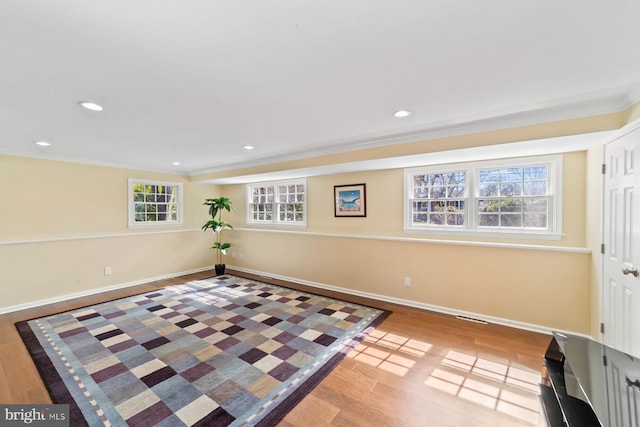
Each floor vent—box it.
[456,315,488,325]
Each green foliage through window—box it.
[247,180,306,225]
[129,179,182,227]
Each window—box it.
[411,170,466,227]
[128,178,183,227]
[405,155,562,238]
[477,165,550,229]
[247,179,306,226]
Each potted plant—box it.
[202,196,233,275]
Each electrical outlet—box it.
[239,252,244,260]
[404,277,411,287]
[104,266,112,276]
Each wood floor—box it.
[0,270,551,426]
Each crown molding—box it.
[191,85,639,178]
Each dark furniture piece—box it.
[540,332,640,427]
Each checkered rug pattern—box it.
[17,275,388,426]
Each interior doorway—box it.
[602,119,640,357]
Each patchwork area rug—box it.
[16,275,390,426]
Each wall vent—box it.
[456,315,488,325]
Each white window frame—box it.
[404,155,563,239]
[246,179,307,227]
[128,178,184,228]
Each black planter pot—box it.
[215,264,226,276]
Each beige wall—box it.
[225,152,587,246]
[207,107,640,336]
[219,151,592,333]
[0,155,220,309]
[226,231,590,332]
[585,145,604,338]
[626,102,640,124]
[4,105,640,333]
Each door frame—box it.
[599,118,640,344]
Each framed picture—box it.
[334,183,366,217]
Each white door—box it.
[603,345,640,427]
[603,120,640,357]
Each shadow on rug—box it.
[16,275,390,426]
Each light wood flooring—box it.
[0,270,551,426]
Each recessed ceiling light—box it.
[243,145,255,150]
[393,110,412,118]
[79,101,104,111]
[33,140,51,147]
[172,162,181,166]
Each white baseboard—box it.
[2,264,590,340]
[229,265,591,339]
[0,266,213,315]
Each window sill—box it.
[128,221,184,229]
[245,222,307,229]
[404,227,563,241]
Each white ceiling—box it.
[1,0,639,179]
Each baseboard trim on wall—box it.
[230,265,591,339]
[0,266,213,315]
[2,264,591,340]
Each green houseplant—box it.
[202,196,233,275]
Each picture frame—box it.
[334,183,366,217]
